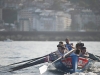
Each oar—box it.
[39,49,75,74]
[0,56,48,72]
[0,54,52,73]
[0,55,47,69]
[0,51,55,70]
[88,53,100,62]
[9,56,47,72]
[95,55,100,58]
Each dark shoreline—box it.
[0,31,100,41]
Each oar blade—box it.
[39,65,48,74]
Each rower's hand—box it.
[62,56,65,59]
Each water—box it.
[0,41,100,75]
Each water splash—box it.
[66,72,98,75]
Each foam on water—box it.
[64,72,98,75]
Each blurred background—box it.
[0,0,100,41]
[0,1,100,75]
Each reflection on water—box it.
[0,41,100,75]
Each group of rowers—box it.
[48,38,89,61]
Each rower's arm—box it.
[84,52,89,58]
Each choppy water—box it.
[0,41,100,75]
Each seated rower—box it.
[68,42,86,57]
[48,44,67,61]
[68,43,81,56]
[72,43,82,56]
[76,41,100,61]
[65,38,75,51]
[80,47,89,58]
[55,44,67,57]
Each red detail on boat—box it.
[78,57,88,68]
[62,57,72,68]
[61,57,88,68]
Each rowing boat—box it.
[52,55,92,73]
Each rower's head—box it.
[76,43,84,49]
[76,44,81,49]
[65,38,69,44]
[59,41,63,45]
[81,47,86,54]
[57,44,65,54]
[57,41,64,50]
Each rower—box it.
[55,44,67,57]
[65,38,74,51]
[74,43,82,55]
[79,47,89,58]
[76,42,100,61]
[69,43,82,56]
[48,44,67,61]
